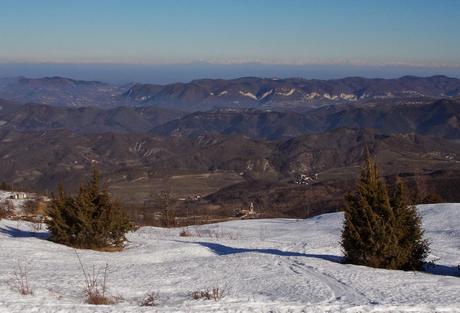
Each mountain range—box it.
[152,99,460,140]
[0,99,184,133]
[2,98,459,140]
[1,75,460,111]
[1,74,460,218]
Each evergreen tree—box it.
[342,150,429,270]
[46,183,75,245]
[46,168,135,249]
[342,151,400,269]
[391,181,430,270]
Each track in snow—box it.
[284,257,371,305]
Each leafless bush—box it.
[193,227,238,240]
[30,218,44,232]
[0,205,6,219]
[0,199,14,218]
[75,250,114,305]
[140,291,157,306]
[13,260,33,295]
[191,287,224,301]
[179,228,192,237]
[23,199,39,215]
[151,191,177,228]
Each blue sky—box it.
[1,0,459,67]
[1,0,460,82]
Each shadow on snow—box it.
[189,241,459,277]
[194,241,343,263]
[0,225,49,240]
[423,263,460,277]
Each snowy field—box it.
[0,204,459,312]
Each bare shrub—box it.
[13,260,33,295]
[30,218,44,232]
[179,228,192,237]
[193,227,238,240]
[75,250,114,305]
[23,199,39,215]
[140,291,157,306]
[154,191,177,228]
[191,287,224,301]
[0,205,6,219]
[422,193,443,204]
[0,199,14,218]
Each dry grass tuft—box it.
[179,228,192,237]
[75,250,115,305]
[140,291,157,306]
[191,287,224,301]
[13,260,33,295]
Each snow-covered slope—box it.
[0,204,459,312]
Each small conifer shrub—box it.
[46,167,135,250]
[341,149,429,270]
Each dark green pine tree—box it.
[341,150,401,269]
[342,148,430,270]
[46,183,74,245]
[391,181,430,270]
[46,167,135,250]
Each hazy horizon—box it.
[1,0,460,83]
[2,62,460,85]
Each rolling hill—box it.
[2,75,460,111]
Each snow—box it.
[0,190,32,213]
[305,92,320,100]
[323,93,339,100]
[0,204,459,312]
[339,93,357,101]
[239,91,258,100]
[277,88,296,96]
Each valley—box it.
[1,84,460,220]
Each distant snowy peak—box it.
[277,88,296,96]
[238,89,277,101]
[239,91,258,100]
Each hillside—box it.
[0,99,184,133]
[0,76,123,108]
[1,127,460,217]
[0,203,458,312]
[124,75,460,111]
[2,75,460,111]
[2,98,459,140]
[152,99,460,140]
